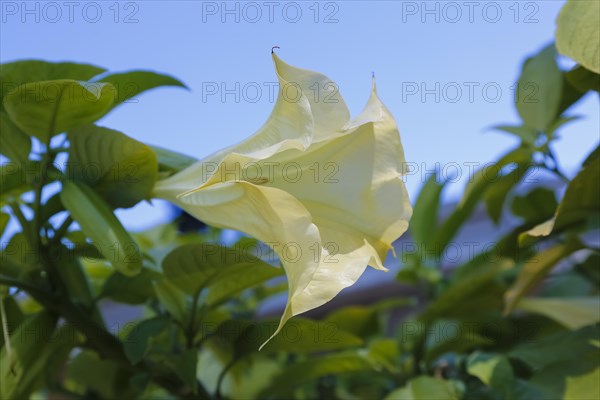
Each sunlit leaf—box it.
[0,112,30,164]
[515,44,563,131]
[385,376,458,400]
[504,239,583,314]
[4,80,116,142]
[515,297,600,330]
[60,180,142,276]
[0,60,105,106]
[67,124,158,208]
[556,0,600,73]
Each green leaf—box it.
[215,318,363,357]
[0,60,105,106]
[40,193,65,224]
[205,263,284,308]
[424,321,493,363]
[504,239,583,314]
[163,243,279,297]
[385,376,458,400]
[566,65,600,92]
[96,70,187,107]
[546,115,581,137]
[60,180,142,276]
[0,296,23,349]
[556,0,600,73]
[514,352,600,400]
[582,144,600,167]
[556,73,587,118]
[515,44,563,131]
[325,298,413,338]
[484,164,531,224]
[258,352,384,398]
[151,145,197,174]
[0,312,58,399]
[509,325,599,370]
[55,252,95,310]
[421,259,513,322]
[153,279,187,322]
[511,187,558,223]
[3,80,116,142]
[434,147,532,255]
[554,157,600,232]
[67,124,158,208]
[123,317,169,364]
[491,125,537,145]
[410,174,445,247]
[0,163,28,203]
[467,352,514,397]
[0,212,8,237]
[100,268,159,304]
[576,254,600,285]
[0,112,30,164]
[515,297,600,330]
[67,350,134,399]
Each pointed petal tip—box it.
[371,72,377,92]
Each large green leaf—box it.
[153,279,188,322]
[0,296,23,349]
[509,325,599,370]
[410,174,445,247]
[515,44,563,131]
[204,262,283,307]
[325,298,413,338]
[566,65,600,92]
[490,125,537,145]
[424,320,493,363]
[385,376,458,400]
[467,352,514,398]
[215,318,363,357]
[96,70,187,107]
[484,164,531,224]
[504,239,583,314]
[67,350,135,399]
[433,147,531,255]
[0,212,8,237]
[0,60,105,106]
[67,124,157,208]
[123,317,169,364]
[421,259,512,322]
[515,297,600,330]
[257,352,384,398]
[0,312,58,399]
[3,80,116,142]
[554,157,600,231]
[514,352,600,400]
[60,180,142,276]
[100,268,159,304]
[511,187,558,223]
[163,243,279,297]
[0,112,30,164]
[556,0,600,73]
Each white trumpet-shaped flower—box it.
[153,53,412,346]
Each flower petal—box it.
[272,52,350,141]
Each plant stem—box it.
[215,358,238,400]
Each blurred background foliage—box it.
[1,1,599,398]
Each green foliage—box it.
[1,4,599,398]
[67,124,158,208]
[556,0,600,73]
[61,180,143,276]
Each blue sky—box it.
[2,0,599,229]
